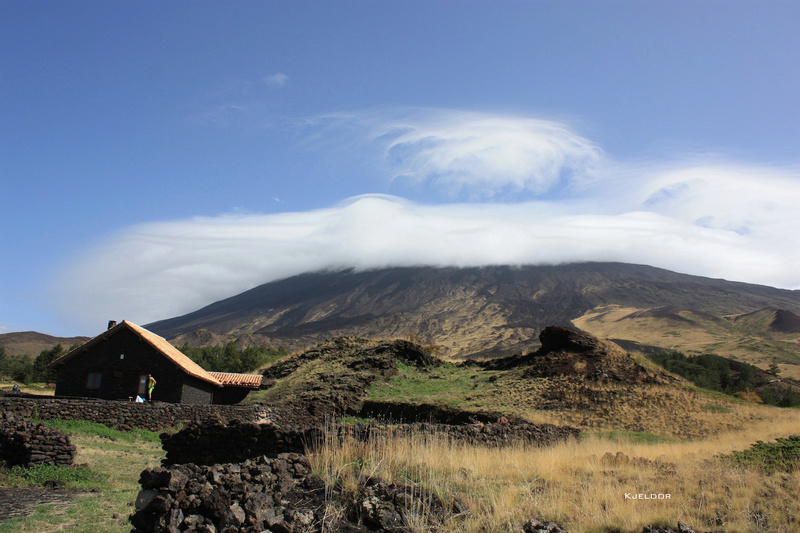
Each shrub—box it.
[721,436,800,474]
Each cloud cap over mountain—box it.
[53,109,800,331]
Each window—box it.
[86,372,102,390]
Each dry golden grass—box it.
[0,382,55,396]
[310,408,800,532]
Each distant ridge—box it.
[146,262,800,363]
[0,331,90,358]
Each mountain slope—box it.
[147,263,800,364]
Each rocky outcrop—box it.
[0,413,76,467]
[483,326,657,383]
[259,337,442,421]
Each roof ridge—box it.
[123,321,222,386]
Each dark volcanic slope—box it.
[146,263,800,359]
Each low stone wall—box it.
[0,413,76,467]
[0,397,278,432]
[162,417,579,467]
[162,420,322,465]
[358,400,504,424]
[347,420,580,448]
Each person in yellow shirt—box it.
[146,374,157,401]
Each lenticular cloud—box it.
[378,110,603,198]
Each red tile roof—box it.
[208,372,264,389]
[124,321,222,386]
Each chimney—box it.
[108,320,117,330]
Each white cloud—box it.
[51,109,800,331]
[263,73,288,87]
[313,108,603,199]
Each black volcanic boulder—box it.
[482,326,657,383]
[538,326,605,355]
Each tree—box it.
[33,344,65,383]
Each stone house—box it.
[49,321,262,404]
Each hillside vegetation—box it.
[646,350,800,407]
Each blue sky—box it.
[2,1,799,336]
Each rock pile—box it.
[130,453,322,533]
[130,453,460,533]
[600,451,677,475]
[0,413,76,467]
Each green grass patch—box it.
[721,436,800,474]
[0,416,165,533]
[367,362,492,405]
[5,463,104,490]
[703,404,732,413]
[582,430,678,445]
[34,418,161,444]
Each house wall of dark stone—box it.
[179,380,215,405]
[212,386,252,405]
[53,327,217,404]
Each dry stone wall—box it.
[349,420,580,448]
[161,420,322,465]
[161,417,579,468]
[0,397,278,432]
[0,413,76,467]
